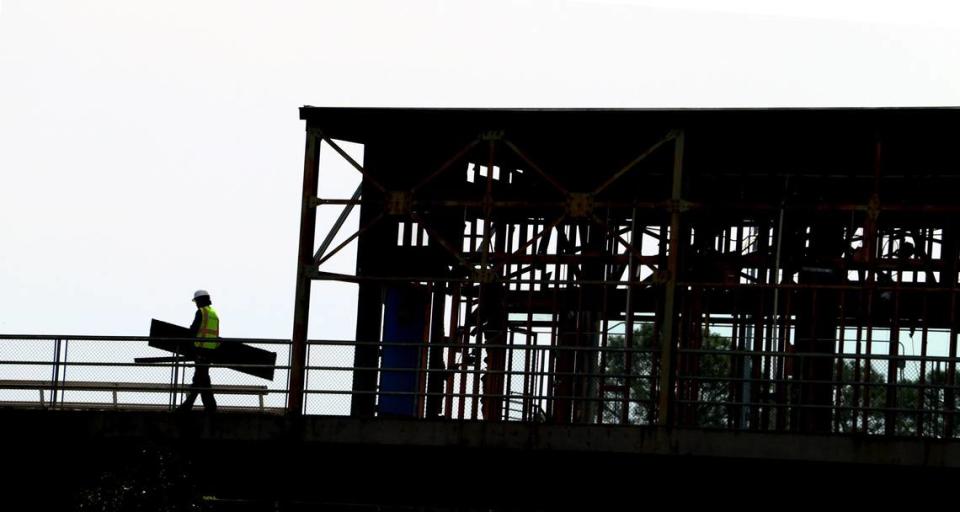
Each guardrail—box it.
[0,335,291,412]
[2,334,959,437]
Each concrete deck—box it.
[4,408,958,509]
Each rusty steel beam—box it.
[314,184,362,264]
[288,129,321,415]
[658,130,684,426]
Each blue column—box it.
[379,286,428,416]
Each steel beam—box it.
[288,128,321,415]
[658,130,684,426]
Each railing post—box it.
[60,339,69,407]
[169,356,178,411]
[49,338,62,409]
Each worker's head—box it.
[192,289,212,308]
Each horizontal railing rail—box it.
[0,334,957,437]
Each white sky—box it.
[1,0,959,341]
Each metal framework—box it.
[291,107,960,435]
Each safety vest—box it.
[194,306,220,350]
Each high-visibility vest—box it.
[194,306,220,350]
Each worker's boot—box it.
[176,394,196,413]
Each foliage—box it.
[76,444,206,512]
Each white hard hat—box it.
[192,289,210,301]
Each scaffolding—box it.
[290,107,960,435]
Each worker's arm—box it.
[188,310,202,337]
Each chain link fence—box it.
[0,335,290,411]
[4,333,960,437]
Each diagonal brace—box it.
[593,130,679,196]
[323,136,388,193]
[314,184,363,264]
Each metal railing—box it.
[0,335,291,412]
[3,334,960,437]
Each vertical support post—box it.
[576,222,605,424]
[480,281,508,421]
[730,301,743,428]
[169,353,178,411]
[477,139,508,421]
[288,128,321,415]
[833,290,847,434]
[597,245,611,424]
[49,338,62,409]
[769,180,787,428]
[942,225,959,437]
[304,339,312,413]
[863,293,875,432]
[658,130,684,426]
[60,340,69,406]
[775,292,792,430]
[795,223,844,433]
[425,284,448,417]
[381,286,429,417]
[884,289,901,435]
[444,286,462,418]
[947,290,958,438]
[457,295,472,419]
[622,211,637,424]
[917,294,929,436]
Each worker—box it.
[177,290,220,413]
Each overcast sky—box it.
[1,0,959,340]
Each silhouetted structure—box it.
[292,107,960,435]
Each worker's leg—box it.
[179,389,197,410]
[177,371,200,411]
[177,389,197,411]
[177,357,208,412]
[198,360,217,412]
[190,354,217,412]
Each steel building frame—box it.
[290,107,960,435]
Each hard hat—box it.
[192,289,210,301]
